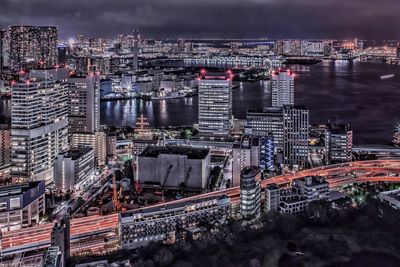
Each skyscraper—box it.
[132,29,139,72]
[246,107,284,150]
[0,29,5,76]
[282,105,309,169]
[259,134,275,172]
[247,106,309,170]
[198,72,232,137]
[240,166,262,221]
[9,25,58,71]
[10,70,68,183]
[271,69,294,107]
[0,123,11,167]
[67,73,100,134]
[326,123,353,163]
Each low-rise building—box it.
[293,176,329,202]
[54,147,95,192]
[0,181,45,232]
[279,189,308,215]
[379,189,400,209]
[119,195,230,249]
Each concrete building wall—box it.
[137,153,210,190]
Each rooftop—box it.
[61,146,93,160]
[0,181,45,197]
[120,195,229,219]
[139,145,210,159]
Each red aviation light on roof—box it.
[18,69,26,76]
[226,69,234,80]
[200,68,207,76]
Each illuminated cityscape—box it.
[1,0,400,266]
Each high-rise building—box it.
[67,74,100,134]
[71,131,107,166]
[246,107,284,150]
[132,29,139,72]
[232,136,260,186]
[240,166,262,221]
[282,105,309,169]
[0,123,11,167]
[247,106,309,169]
[54,147,95,192]
[271,69,294,107]
[327,123,353,163]
[0,29,5,76]
[396,42,400,59]
[198,72,232,137]
[259,134,275,172]
[10,71,68,183]
[9,25,58,71]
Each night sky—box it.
[1,0,399,40]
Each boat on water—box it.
[380,74,395,80]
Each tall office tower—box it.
[232,136,260,186]
[10,71,68,183]
[246,107,284,150]
[271,69,294,107]
[132,29,139,72]
[0,123,11,167]
[67,74,100,134]
[397,42,400,59]
[0,29,5,76]
[247,106,309,170]
[326,123,353,163]
[9,26,58,71]
[260,134,275,172]
[240,166,262,221]
[282,105,309,170]
[198,72,233,137]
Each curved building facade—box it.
[240,166,262,221]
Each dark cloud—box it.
[0,0,399,40]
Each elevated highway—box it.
[2,160,400,256]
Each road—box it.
[2,160,400,256]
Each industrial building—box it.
[119,195,230,248]
[136,146,211,191]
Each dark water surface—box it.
[1,61,400,144]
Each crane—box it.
[161,165,173,202]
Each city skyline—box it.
[1,0,400,40]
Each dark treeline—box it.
[71,198,400,267]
